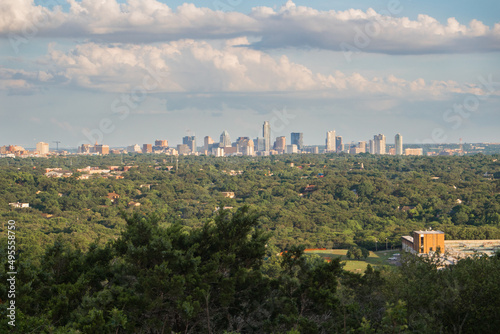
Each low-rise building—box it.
[402,230,445,254]
[107,192,120,203]
[45,168,73,178]
[405,148,423,156]
[127,144,142,153]
[402,230,500,262]
[9,202,29,208]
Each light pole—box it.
[386,238,388,251]
[375,240,377,252]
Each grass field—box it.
[304,249,401,273]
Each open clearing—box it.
[304,249,401,273]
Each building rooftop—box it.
[413,230,445,235]
[402,236,414,242]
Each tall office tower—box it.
[183,136,196,153]
[395,133,403,155]
[143,144,153,153]
[254,137,266,152]
[220,130,231,147]
[291,132,304,150]
[263,121,271,151]
[190,136,196,153]
[36,142,49,155]
[373,134,386,154]
[358,141,367,153]
[369,140,374,154]
[335,136,343,153]
[274,136,286,152]
[326,131,336,152]
[204,136,214,152]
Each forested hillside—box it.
[1,153,499,254]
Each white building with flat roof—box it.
[36,142,49,155]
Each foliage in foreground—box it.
[1,207,500,333]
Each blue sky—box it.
[1,0,499,148]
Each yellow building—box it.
[413,230,445,254]
[402,230,445,254]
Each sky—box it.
[0,0,499,148]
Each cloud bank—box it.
[1,0,499,55]
[2,40,496,98]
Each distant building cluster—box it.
[184,124,417,157]
[0,142,51,157]
[77,142,110,155]
[2,122,487,158]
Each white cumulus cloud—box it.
[0,0,498,55]
[1,41,493,98]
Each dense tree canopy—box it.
[0,154,498,252]
[1,207,499,333]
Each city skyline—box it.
[1,120,495,156]
[1,1,499,147]
[2,121,498,151]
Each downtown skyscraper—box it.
[373,134,386,154]
[395,133,403,155]
[220,130,231,147]
[291,132,304,150]
[326,130,336,152]
[336,136,343,153]
[263,121,271,152]
[182,136,196,153]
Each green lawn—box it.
[305,249,401,273]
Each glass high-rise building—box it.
[220,130,231,147]
[183,136,196,153]
[291,132,303,150]
[263,121,271,152]
[254,137,266,152]
[395,133,403,155]
[335,136,343,153]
